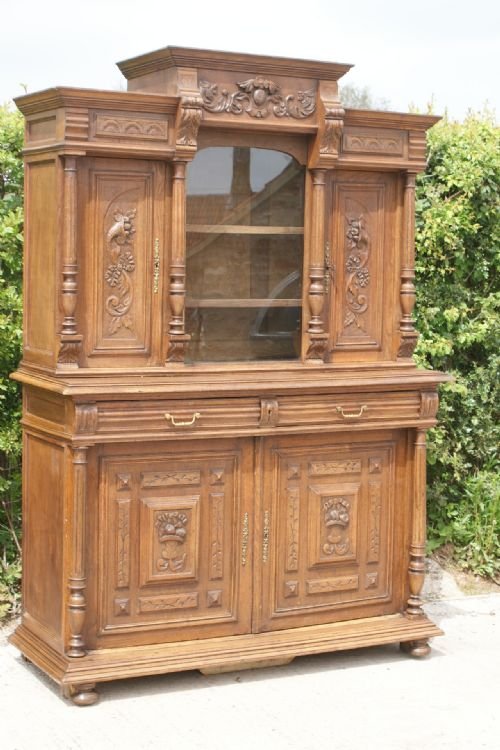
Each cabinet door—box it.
[256,431,408,632]
[78,157,166,367]
[90,439,253,647]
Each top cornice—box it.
[15,87,179,116]
[344,108,441,131]
[118,45,353,82]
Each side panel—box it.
[23,159,59,367]
[22,432,65,644]
[257,430,408,632]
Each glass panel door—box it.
[185,147,305,362]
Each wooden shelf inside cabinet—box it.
[186,225,304,235]
[186,298,302,308]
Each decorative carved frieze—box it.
[306,575,358,594]
[343,133,404,156]
[105,208,137,336]
[367,483,381,563]
[200,77,316,120]
[93,113,168,140]
[286,488,300,572]
[116,499,130,588]
[309,460,361,476]
[209,493,224,580]
[140,470,201,488]
[138,592,199,613]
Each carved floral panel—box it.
[308,484,359,567]
[88,166,155,357]
[139,496,200,585]
[331,181,387,351]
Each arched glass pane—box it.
[185,146,305,362]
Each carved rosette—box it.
[200,77,316,120]
[155,511,188,573]
[105,208,136,335]
[344,216,370,331]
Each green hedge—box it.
[0,107,498,619]
[0,106,23,618]
[414,112,499,577]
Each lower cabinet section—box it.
[86,429,408,647]
[13,424,443,705]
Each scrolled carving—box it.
[104,208,136,335]
[155,511,188,573]
[320,106,344,155]
[323,496,351,556]
[176,96,203,147]
[344,216,370,330]
[200,77,316,120]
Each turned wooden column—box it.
[398,172,418,358]
[306,168,328,361]
[406,428,427,617]
[67,445,89,658]
[166,161,190,362]
[58,154,83,367]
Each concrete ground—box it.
[1,564,499,750]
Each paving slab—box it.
[1,592,499,750]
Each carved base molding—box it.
[10,613,442,697]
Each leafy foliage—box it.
[414,112,500,577]
[340,84,390,111]
[0,105,23,618]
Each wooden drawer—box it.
[91,390,422,441]
[276,391,421,429]
[96,397,262,438]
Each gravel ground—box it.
[1,566,499,750]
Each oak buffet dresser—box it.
[10,45,450,705]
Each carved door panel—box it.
[78,157,166,367]
[327,171,399,362]
[91,438,253,647]
[256,431,407,632]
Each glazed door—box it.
[90,438,253,647]
[256,431,408,632]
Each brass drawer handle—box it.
[164,412,201,427]
[335,405,367,419]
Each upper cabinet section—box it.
[14,45,441,380]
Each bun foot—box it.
[400,639,431,658]
[64,683,99,706]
